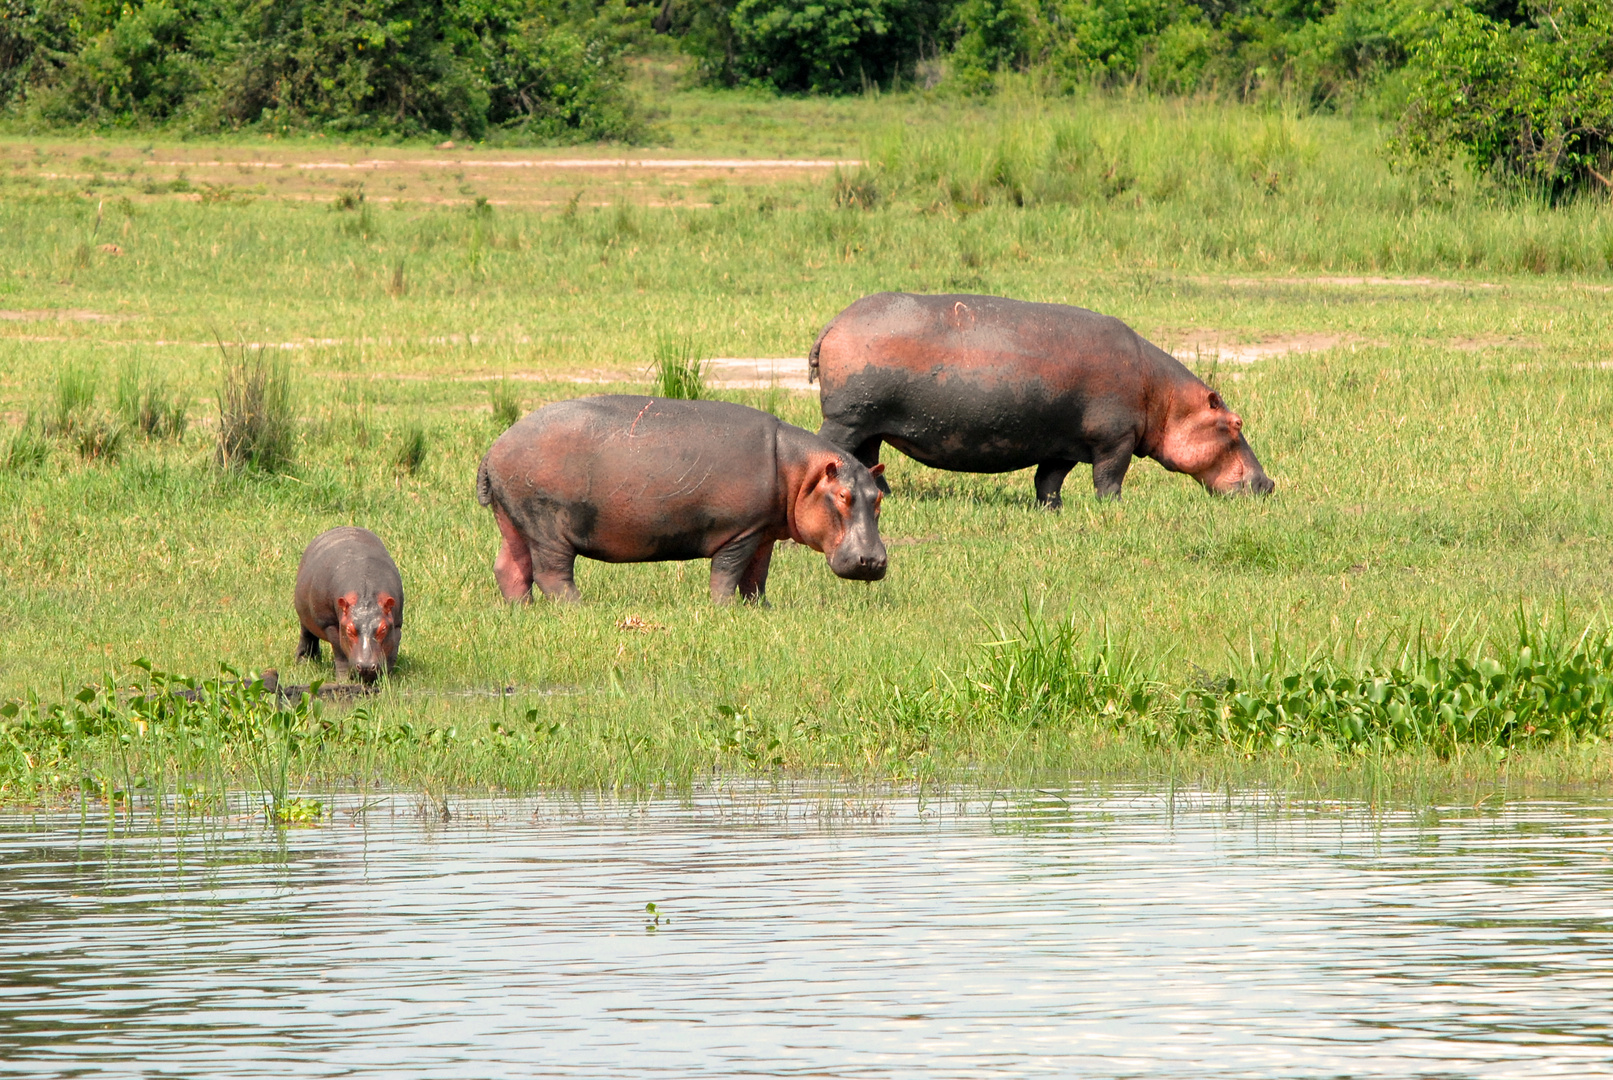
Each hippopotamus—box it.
[809,292,1274,505]
[475,395,888,604]
[293,527,404,683]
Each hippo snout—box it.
[832,545,888,581]
[1251,473,1275,496]
[353,662,383,685]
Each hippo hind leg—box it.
[296,626,322,662]
[819,420,889,494]
[532,545,582,602]
[493,506,536,602]
[1034,461,1077,510]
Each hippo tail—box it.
[806,319,834,385]
[475,455,495,508]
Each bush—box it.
[1392,1,1613,195]
[1,0,642,140]
[726,0,947,92]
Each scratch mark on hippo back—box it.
[627,398,654,438]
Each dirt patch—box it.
[10,141,856,209]
[0,309,124,322]
[1447,335,1544,351]
[1208,275,1501,290]
[700,357,813,390]
[1160,330,1365,364]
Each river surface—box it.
[2,787,1611,1078]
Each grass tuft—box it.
[115,362,189,440]
[45,363,125,461]
[216,341,296,473]
[488,378,523,430]
[393,421,429,476]
[1,414,51,473]
[650,335,706,399]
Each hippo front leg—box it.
[1091,438,1137,500]
[296,626,322,662]
[709,532,768,605]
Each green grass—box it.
[3,88,1613,806]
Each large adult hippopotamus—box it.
[809,292,1274,505]
[476,396,888,604]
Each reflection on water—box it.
[2,789,1612,1078]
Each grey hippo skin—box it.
[809,292,1275,506]
[475,396,888,604]
[293,526,404,683]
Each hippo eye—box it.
[375,624,388,639]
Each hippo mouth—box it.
[831,551,889,581]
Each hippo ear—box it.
[869,463,886,478]
[336,593,356,618]
[379,594,396,616]
[1208,392,1226,410]
[822,459,839,484]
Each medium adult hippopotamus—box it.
[476,396,888,604]
[810,292,1274,505]
[293,526,404,683]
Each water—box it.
[3,788,1612,1078]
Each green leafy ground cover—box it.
[3,91,1613,807]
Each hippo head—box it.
[1155,386,1274,496]
[336,592,397,683]
[793,457,889,581]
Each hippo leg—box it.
[1034,461,1077,510]
[709,532,768,605]
[493,506,536,602]
[296,626,322,662]
[331,640,351,681]
[1092,438,1137,500]
[736,540,776,605]
[531,545,581,602]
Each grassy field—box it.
[4,88,1613,807]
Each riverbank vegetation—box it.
[4,2,1611,195]
[2,88,1613,809]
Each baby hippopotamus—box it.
[475,395,888,604]
[810,292,1274,505]
[293,526,404,683]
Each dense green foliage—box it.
[1391,0,1613,194]
[0,0,642,138]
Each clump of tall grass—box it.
[216,342,296,473]
[393,421,428,476]
[489,379,524,429]
[115,362,189,440]
[44,363,125,461]
[333,184,378,239]
[1,414,51,473]
[651,336,705,399]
